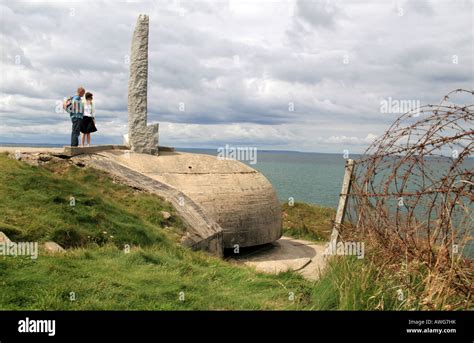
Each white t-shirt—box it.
[84,101,95,117]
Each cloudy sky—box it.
[0,0,472,153]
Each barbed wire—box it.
[345,89,473,270]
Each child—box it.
[81,92,97,146]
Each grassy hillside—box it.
[0,153,431,310]
[0,154,183,249]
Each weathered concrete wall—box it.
[127,14,159,155]
[101,150,282,249]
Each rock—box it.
[161,211,171,220]
[128,14,159,155]
[43,241,65,254]
[0,231,11,243]
[8,151,66,166]
[38,154,53,162]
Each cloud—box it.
[326,133,378,145]
[404,0,435,16]
[0,0,472,153]
[295,0,343,30]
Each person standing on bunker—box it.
[69,87,85,147]
[80,92,97,146]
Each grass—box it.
[0,153,445,310]
[0,153,183,249]
[0,245,314,310]
[282,202,335,241]
[0,246,402,310]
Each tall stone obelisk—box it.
[127,14,159,155]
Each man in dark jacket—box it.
[70,87,85,146]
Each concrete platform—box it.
[63,145,174,156]
[0,145,174,156]
[63,145,129,156]
[232,236,328,280]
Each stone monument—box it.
[127,14,159,155]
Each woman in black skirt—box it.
[81,92,97,146]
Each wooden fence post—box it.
[329,159,354,247]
